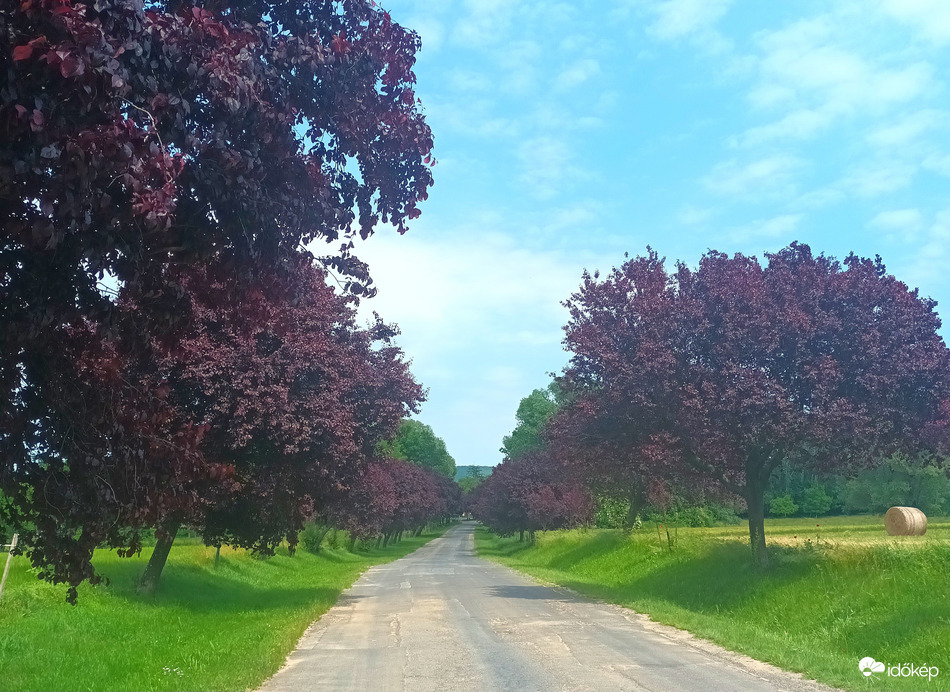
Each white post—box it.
[0,533,19,603]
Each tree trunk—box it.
[745,480,769,569]
[625,484,645,529]
[519,529,524,542]
[528,530,535,544]
[139,520,180,594]
[349,535,357,552]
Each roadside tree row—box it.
[0,0,440,600]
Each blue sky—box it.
[351,0,950,469]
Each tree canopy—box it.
[500,386,560,460]
[557,243,950,566]
[0,0,435,599]
[379,419,456,478]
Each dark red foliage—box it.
[468,451,593,536]
[558,243,950,564]
[330,456,459,541]
[1,0,432,598]
[4,260,423,598]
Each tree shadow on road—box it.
[484,584,576,601]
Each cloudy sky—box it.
[350,0,950,469]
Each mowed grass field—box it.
[476,516,950,692]
[0,528,448,692]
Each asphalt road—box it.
[259,522,836,692]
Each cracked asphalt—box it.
[259,522,838,692]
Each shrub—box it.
[300,522,331,554]
[769,494,799,517]
[594,496,630,529]
[708,503,743,525]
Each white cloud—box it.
[554,58,601,91]
[447,70,493,93]
[347,229,614,466]
[879,0,950,45]
[496,39,543,95]
[923,153,950,177]
[648,0,734,50]
[900,209,950,292]
[869,208,924,242]
[426,97,518,140]
[677,206,714,226]
[738,16,937,145]
[352,229,610,360]
[733,107,834,147]
[728,213,803,244]
[703,155,804,197]
[451,0,515,47]
[842,161,916,197]
[517,136,580,200]
[867,109,946,148]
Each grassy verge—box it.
[0,526,451,691]
[475,517,950,692]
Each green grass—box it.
[0,528,449,691]
[476,516,950,692]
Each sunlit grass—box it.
[476,516,950,692]
[0,528,449,691]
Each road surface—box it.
[260,522,835,692]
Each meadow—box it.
[476,515,950,692]
[0,529,448,692]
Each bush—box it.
[299,522,331,554]
[708,503,743,524]
[646,505,715,527]
[594,496,630,529]
[769,494,799,517]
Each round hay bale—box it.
[884,506,927,536]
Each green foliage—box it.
[0,530,447,691]
[379,420,456,478]
[454,465,492,481]
[458,476,484,495]
[646,505,721,528]
[594,496,630,529]
[500,386,559,460]
[800,484,833,517]
[843,454,950,515]
[476,518,950,692]
[299,521,331,554]
[769,494,799,518]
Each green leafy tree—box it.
[501,386,560,460]
[844,454,950,515]
[768,494,799,517]
[458,476,484,495]
[380,420,456,478]
[800,484,833,517]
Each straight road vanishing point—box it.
[259,522,837,692]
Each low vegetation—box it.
[476,516,950,692]
[0,528,448,692]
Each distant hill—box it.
[454,465,494,482]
